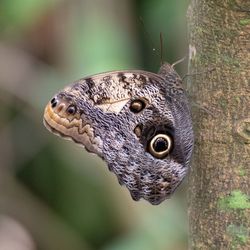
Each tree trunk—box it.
[187,0,250,249]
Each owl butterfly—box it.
[43,63,194,205]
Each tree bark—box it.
[187,0,250,249]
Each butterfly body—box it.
[43,63,193,205]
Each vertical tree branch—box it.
[187,0,250,249]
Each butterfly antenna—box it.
[171,56,186,68]
[160,32,164,66]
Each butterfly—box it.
[43,62,194,205]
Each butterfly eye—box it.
[67,105,77,115]
[148,133,172,158]
[130,99,146,113]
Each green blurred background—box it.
[0,0,189,249]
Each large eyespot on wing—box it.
[148,133,173,158]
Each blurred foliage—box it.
[0,0,61,35]
[0,0,189,249]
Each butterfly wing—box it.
[43,63,193,204]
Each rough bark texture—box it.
[187,0,250,249]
